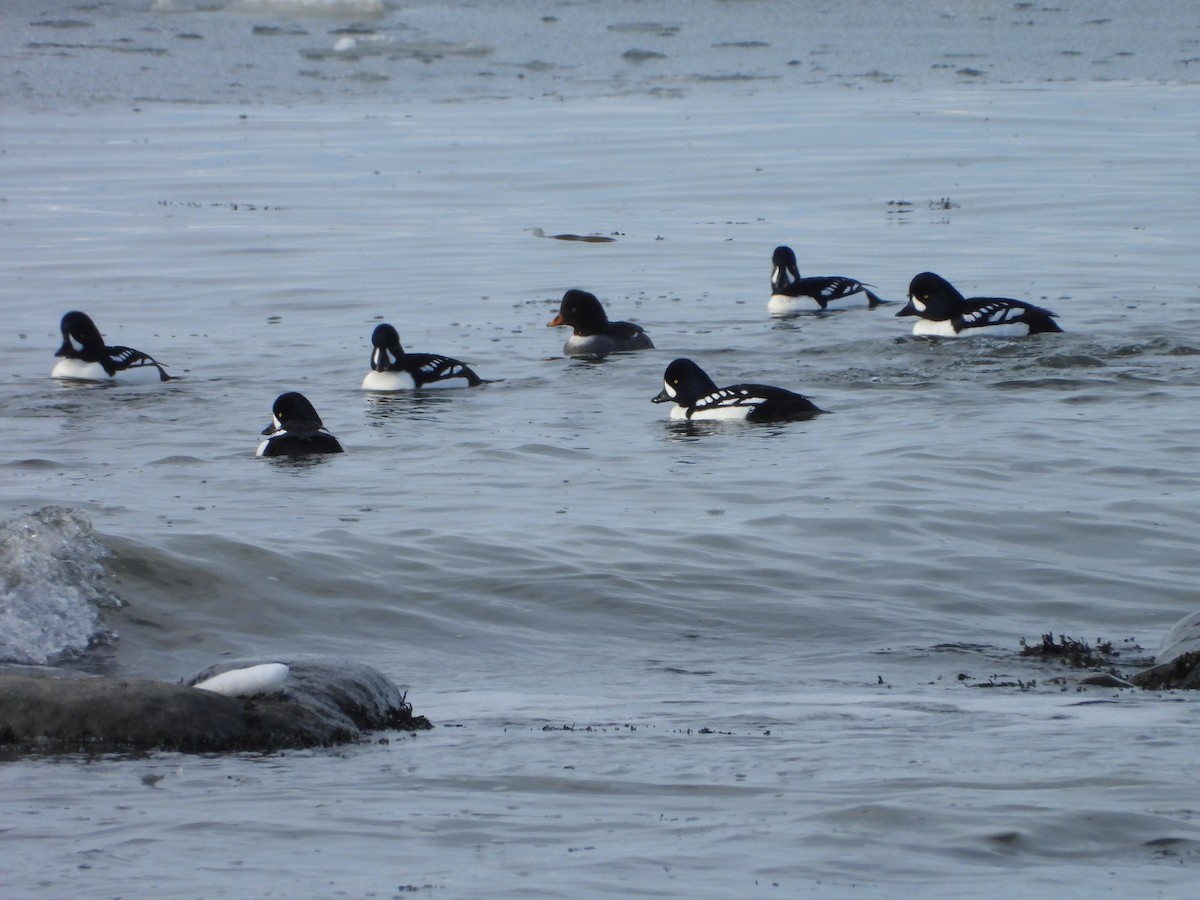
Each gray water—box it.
[3,1,1200,896]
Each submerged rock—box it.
[1019,613,1200,690]
[0,656,430,754]
[1131,611,1200,690]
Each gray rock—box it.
[0,656,429,754]
[1132,611,1200,690]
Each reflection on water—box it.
[769,307,856,326]
[259,452,339,472]
[661,417,818,443]
[362,391,458,423]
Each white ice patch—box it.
[193,662,290,697]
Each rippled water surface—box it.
[3,0,1200,896]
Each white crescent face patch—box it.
[910,296,927,313]
[662,381,677,399]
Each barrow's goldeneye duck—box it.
[547,289,654,355]
[768,246,884,316]
[257,392,344,457]
[361,323,482,390]
[652,358,825,422]
[897,271,1063,337]
[52,311,170,383]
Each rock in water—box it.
[0,656,430,754]
[1131,611,1200,689]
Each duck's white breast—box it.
[911,319,962,337]
[767,293,818,316]
[51,359,110,381]
[52,358,165,384]
[362,370,417,391]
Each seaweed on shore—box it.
[1018,632,1149,688]
[1020,632,1117,669]
[384,692,434,732]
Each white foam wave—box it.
[0,507,118,665]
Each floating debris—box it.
[1020,632,1117,668]
[622,49,667,62]
[530,227,616,243]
